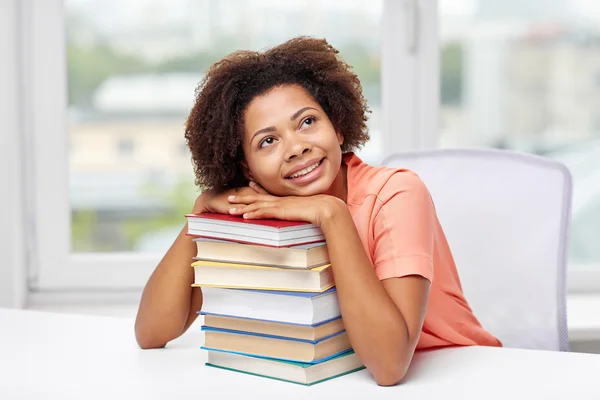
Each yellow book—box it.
[191,261,334,292]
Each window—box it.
[179,142,189,157]
[117,138,135,158]
[22,0,595,294]
[65,0,384,256]
[438,0,600,290]
[25,0,430,290]
[19,0,596,296]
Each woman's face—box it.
[241,84,344,197]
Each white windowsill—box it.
[567,295,600,342]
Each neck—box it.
[326,161,348,203]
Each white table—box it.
[1,308,600,399]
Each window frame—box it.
[16,0,158,290]
[0,0,27,308]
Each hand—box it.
[192,181,269,214]
[227,191,345,227]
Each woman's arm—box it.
[228,190,432,386]
[134,184,262,349]
[320,198,430,386]
[134,207,205,349]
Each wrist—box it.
[319,196,349,230]
[191,193,207,214]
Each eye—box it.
[259,136,276,148]
[300,116,316,129]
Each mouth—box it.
[285,158,325,179]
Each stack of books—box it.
[185,213,364,386]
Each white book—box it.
[199,286,340,326]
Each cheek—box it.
[327,135,343,156]
[248,159,279,182]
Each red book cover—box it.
[185,212,312,228]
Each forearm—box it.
[134,223,201,349]
[320,203,411,385]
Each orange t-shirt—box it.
[343,152,501,349]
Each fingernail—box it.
[249,181,255,187]
[243,213,248,218]
[228,196,235,201]
[229,208,236,213]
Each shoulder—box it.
[344,152,431,206]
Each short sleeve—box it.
[372,172,435,282]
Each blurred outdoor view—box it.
[439,0,600,264]
[67,0,600,265]
[66,0,382,253]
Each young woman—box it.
[134,36,501,386]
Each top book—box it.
[185,213,325,247]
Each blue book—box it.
[205,349,364,386]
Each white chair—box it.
[381,148,572,351]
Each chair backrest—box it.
[382,148,572,351]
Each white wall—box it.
[0,0,27,308]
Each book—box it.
[201,327,351,363]
[199,287,340,325]
[191,260,334,292]
[185,213,325,247]
[206,350,364,386]
[193,238,329,269]
[202,314,345,342]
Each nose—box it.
[284,134,312,161]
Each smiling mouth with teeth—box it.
[287,159,324,179]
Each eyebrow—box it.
[250,106,318,143]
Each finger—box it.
[243,206,282,220]
[228,193,275,204]
[249,181,269,194]
[229,202,271,215]
[226,203,248,215]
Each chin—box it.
[290,180,335,197]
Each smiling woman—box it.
[184,37,370,191]
[136,36,501,387]
[241,85,346,197]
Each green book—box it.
[205,350,365,386]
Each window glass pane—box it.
[439,0,600,264]
[66,0,383,253]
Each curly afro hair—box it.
[184,36,371,190]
